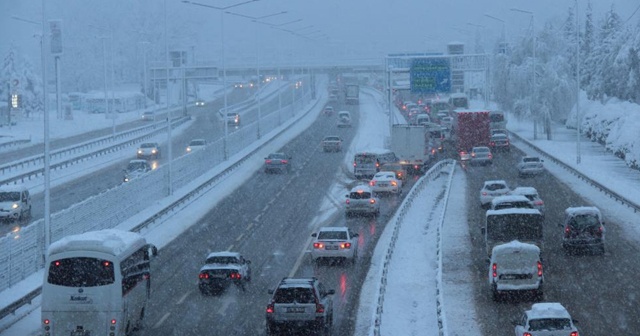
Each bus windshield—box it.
[355,154,376,164]
[47,257,115,287]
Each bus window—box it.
[47,257,115,287]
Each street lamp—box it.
[89,24,117,136]
[225,10,288,138]
[182,0,260,160]
[575,0,581,164]
[510,8,538,140]
[139,41,151,108]
[484,14,506,46]
[12,9,52,252]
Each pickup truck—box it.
[321,135,343,152]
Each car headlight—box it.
[12,203,19,209]
[186,147,191,152]
[138,150,142,154]
[152,149,157,154]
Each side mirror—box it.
[572,319,579,324]
[345,194,349,198]
[268,289,274,294]
[511,320,520,326]
[327,289,335,295]
[352,233,359,237]
[311,233,318,237]
[480,228,486,235]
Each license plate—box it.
[71,330,90,336]
[286,307,305,313]
[325,246,338,250]
[379,183,388,187]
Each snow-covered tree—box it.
[1,45,44,118]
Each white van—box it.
[489,240,544,301]
[353,150,397,179]
[0,185,31,222]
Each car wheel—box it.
[535,289,544,301]
[599,245,606,255]
[491,284,500,302]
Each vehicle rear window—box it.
[350,191,371,199]
[568,215,600,229]
[486,183,507,191]
[318,231,348,240]
[206,256,238,264]
[47,257,115,287]
[523,157,540,163]
[494,202,533,210]
[273,288,315,304]
[528,318,571,331]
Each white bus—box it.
[41,229,158,336]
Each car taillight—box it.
[345,199,350,204]
[369,199,376,204]
[341,242,351,249]
[488,153,493,159]
[314,242,324,249]
[265,159,272,164]
[230,272,242,280]
[492,263,497,278]
[280,160,288,164]
[472,152,476,157]
[534,200,544,206]
[570,332,578,336]
[523,333,532,336]
[391,181,397,186]
[199,272,209,279]
[376,162,380,168]
[482,191,488,196]
[369,180,376,186]
[537,261,543,277]
[490,142,495,146]
[353,162,357,167]
[266,304,274,314]
[564,226,571,238]
[316,303,325,313]
[596,226,604,237]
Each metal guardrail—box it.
[0,116,190,187]
[0,82,322,325]
[0,139,32,151]
[509,131,640,213]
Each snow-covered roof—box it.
[491,195,531,205]
[483,180,507,186]
[0,185,28,193]
[318,226,348,233]
[565,206,601,218]
[48,229,146,258]
[486,208,542,216]
[492,240,540,254]
[511,187,539,196]
[205,251,240,259]
[527,303,572,319]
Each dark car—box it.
[561,206,606,254]
[264,152,292,174]
[198,252,251,295]
[489,134,510,152]
[266,277,334,335]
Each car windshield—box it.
[485,183,507,191]
[190,140,205,146]
[317,231,348,240]
[474,148,489,153]
[141,143,156,148]
[528,318,572,331]
[0,192,20,202]
[268,153,286,160]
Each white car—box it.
[480,180,510,208]
[186,139,207,153]
[517,156,545,177]
[490,195,534,211]
[337,111,352,127]
[490,240,543,302]
[198,251,251,295]
[345,185,380,217]
[310,227,359,264]
[123,159,152,183]
[369,171,402,195]
[511,187,545,216]
[514,302,579,336]
[137,142,161,160]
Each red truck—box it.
[452,109,491,160]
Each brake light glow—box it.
[482,191,488,196]
[111,319,117,325]
[340,242,351,249]
[280,160,288,164]
[345,199,350,204]
[570,332,578,336]
[43,319,50,325]
[353,162,357,167]
[230,272,242,280]
[488,153,493,159]
[265,159,272,164]
[199,273,209,279]
[266,304,274,314]
[564,226,571,238]
[537,261,543,277]
[369,180,376,186]
[369,199,376,204]
[492,263,497,278]
[524,333,532,336]
[534,200,544,206]
[314,242,325,249]
[472,152,476,157]
[316,303,325,313]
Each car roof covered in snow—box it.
[526,303,572,319]
[565,206,601,218]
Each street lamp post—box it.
[182,0,260,160]
[510,8,538,140]
[575,0,581,164]
[164,0,174,195]
[484,14,506,44]
[98,36,110,124]
[139,41,150,108]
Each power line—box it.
[624,3,640,25]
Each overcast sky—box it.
[2,0,639,67]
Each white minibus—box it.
[41,229,157,336]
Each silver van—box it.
[0,185,32,222]
[353,150,397,180]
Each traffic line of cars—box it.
[477,158,603,335]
